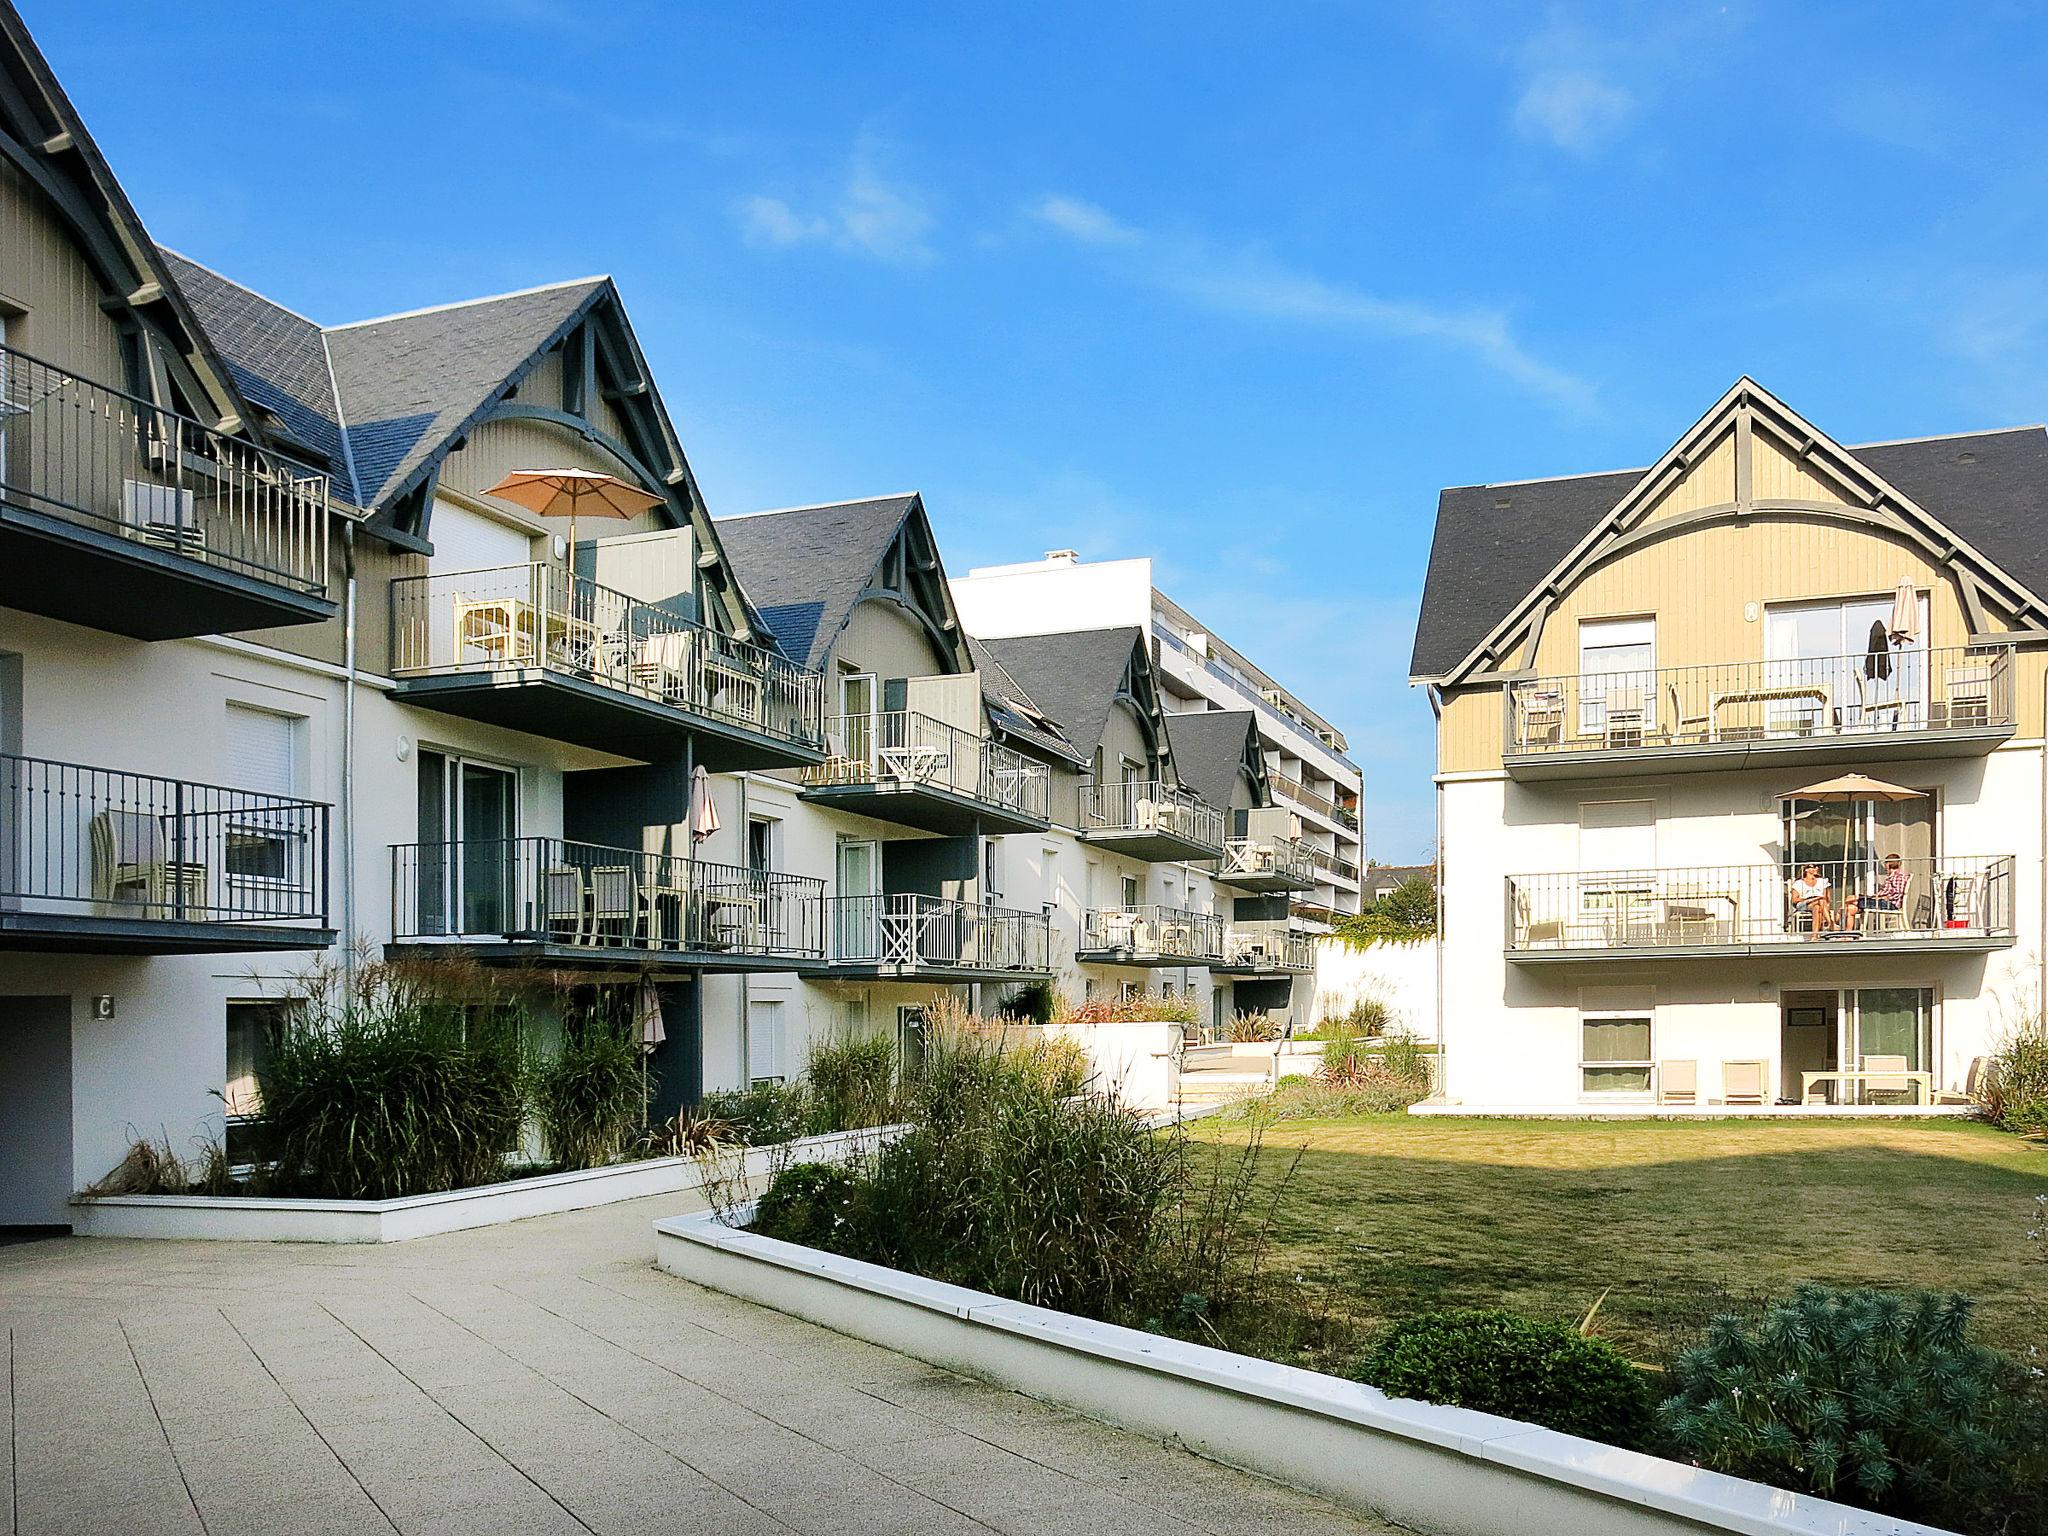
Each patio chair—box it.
[589,865,638,946]
[1513,888,1564,946]
[631,629,697,704]
[1937,1056,1989,1106]
[1719,1059,1767,1106]
[1602,688,1646,749]
[91,809,204,912]
[1664,682,1709,745]
[541,865,588,945]
[1860,1053,1913,1106]
[1863,873,1925,935]
[1515,685,1564,748]
[1658,1059,1698,1105]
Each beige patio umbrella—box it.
[688,764,720,845]
[1777,772,1927,871]
[482,469,661,576]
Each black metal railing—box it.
[827,894,1051,973]
[809,709,1049,820]
[1079,904,1227,963]
[0,341,330,593]
[1507,855,2016,953]
[1079,780,1225,853]
[389,563,825,749]
[391,837,825,958]
[1506,644,2018,757]
[0,753,329,923]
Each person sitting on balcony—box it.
[1789,863,1838,934]
[1843,852,1908,929]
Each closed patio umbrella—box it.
[1888,579,1921,644]
[688,764,720,844]
[482,469,662,577]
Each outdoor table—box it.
[1709,683,1829,738]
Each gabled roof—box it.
[1161,710,1267,810]
[968,634,1086,765]
[1412,379,2048,683]
[978,627,1157,766]
[713,496,922,669]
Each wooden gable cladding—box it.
[857,498,973,676]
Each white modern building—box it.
[950,552,1365,917]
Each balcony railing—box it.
[1080,780,1225,853]
[1270,772,1360,831]
[391,837,825,959]
[1506,645,2017,759]
[809,710,1049,820]
[828,894,1051,973]
[390,563,824,749]
[0,752,329,924]
[1080,904,1227,964]
[1306,844,1361,883]
[1221,835,1317,886]
[1507,856,2016,955]
[1222,924,1315,972]
[0,341,330,593]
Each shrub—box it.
[1315,1029,1432,1111]
[805,1032,899,1132]
[1659,1285,2048,1533]
[87,1134,192,1196]
[754,1161,865,1250]
[1312,997,1390,1038]
[1058,992,1200,1026]
[1231,1075,1421,1122]
[1981,1020,2048,1137]
[1331,874,1437,946]
[530,1015,643,1169]
[996,978,1059,1027]
[1009,1034,1091,1097]
[1356,1309,1656,1448]
[1226,1011,1280,1043]
[700,1080,812,1146]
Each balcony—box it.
[390,564,824,770]
[1507,856,2016,963]
[1306,844,1361,886]
[1271,772,1361,831]
[827,894,1052,981]
[1504,646,2017,781]
[1215,835,1318,893]
[1079,781,1225,862]
[799,710,1049,835]
[0,753,331,952]
[1077,904,1226,967]
[389,837,824,972]
[0,343,332,638]
[1210,923,1315,975]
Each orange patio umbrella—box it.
[482,469,661,575]
[1777,772,1926,871]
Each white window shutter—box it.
[225,704,298,796]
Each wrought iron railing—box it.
[1270,772,1360,830]
[1220,835,1317,885]
[0,752,329,924]
[828,894,1051,972]
[810,710,1048,820]
[1079,780,1225,853]
[1079,904,1227,963]
[1506,855,2016,953]
[1506,644,2017,757]
[391,837,825,958]
[0,341,330,593]
[1223,924,1315,971]
[389,562,824,748]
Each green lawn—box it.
[1188,1113,2048,1365]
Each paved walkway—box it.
[0,1194,1402,1536]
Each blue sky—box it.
[28,2,2048,861]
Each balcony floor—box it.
[1075,948,1218,968]
[0,502,334,639]
[798,782,1047,836]
[391,670,823,771]
[1505,724,2014,781]
[385,938,824,976]
[822,960,1054,983]
[1213,868,1319,894]
[0,911,335,954]
[1209,957,1312,976]
[1078,827,1224,864]
[1509,932,2014,964]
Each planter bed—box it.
[72,1126,894,1245]
[656,1204,1944,1536]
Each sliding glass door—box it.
[1765,594,1928,733]
[416,750,519,935]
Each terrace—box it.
[799,709,1050,834]
[389,563,824,769]
[0,342,332,638]
[1210,923,1316,975]
[1213,834,1318,893]
[1077,780,1225,862]
[826,893,1053,981]
[1077,903,1226,966]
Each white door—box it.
[1577,617,1656,736]
[839,671,878,766]
[835,839,880,958]
[1765,594,1928,732]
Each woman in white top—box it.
[1790,863,1837,933]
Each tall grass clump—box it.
[1306,1027,1433,1113]
[804,1030,899,1132]
[1982,1018,2048,1138]
[530,1005,643,1169]
[259,960,524,1199]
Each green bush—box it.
[1660,1286,2048,1533]
[530,1015,643,1169]
[805,1032,900,1133]
[1009,1034,1091,1097]
[1312,998,1390,1038]
[1316,1029,1432,1111]
[700,1080,812,1146]
[754,1161,865,1250]
[997,978,1058,1027]
[1356,1309,1656,1448]
[1982,1020,2048,1137]
[1331,875,1436,946]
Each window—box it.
[1766,594,1929,732]
[224,704,307,890]
[1578,617,1656,735]
[746,999,786,1085]
[225,999,295,1161]
[897,1005,928,1077]
[983,839,1002,906]
[1121,873,1141,908]
[747,816,778,873]
[1581,1015,1653,1095]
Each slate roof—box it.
[1161,710,1261,810]
[968,635,1086,764]
[1411,425,2048,682]
[1362,863,1434,900]
[977,628,1149,765]
[712,496,921,670]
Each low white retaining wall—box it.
[656,1207,1940,1536]
[72,1126,890,1244]
[1047,1019,1183,1110]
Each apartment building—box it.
[950,552,1365,916]
[1414,377,2048,1112]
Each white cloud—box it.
[736,144,935,265]
[1026,194,1594,412]
[1512,68,1635,153]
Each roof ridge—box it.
[1849,424,2047,449]
[325,277,610,333]
[716,493,920,522]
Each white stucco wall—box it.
[1309,936,1439,1040]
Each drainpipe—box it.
[737,753,750,1085]
[341,520,359,1013]
[2038,663,2046,1017]
[1429,683,1446,1086]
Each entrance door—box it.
[835,839,880,960]
[417,751,519,935]
[1780,991,1839,1102]
[0,998,72,1228]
